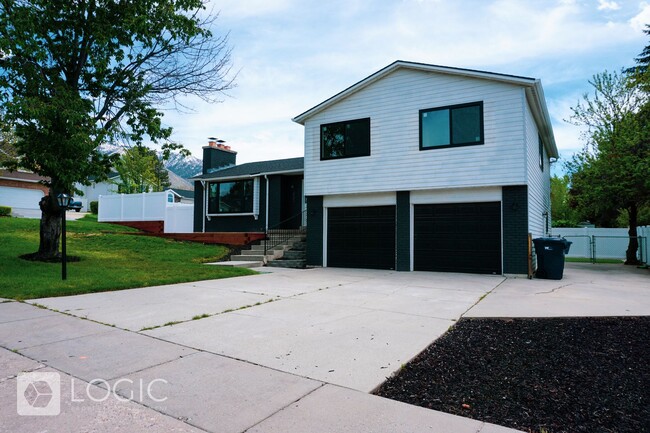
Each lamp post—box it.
[56,193,72,280]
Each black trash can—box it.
[533,237,572,280]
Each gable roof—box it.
[292,60,558,158]
[193,157,303,181]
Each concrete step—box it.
[266,259,306,269]
[249,244,286,252]
[282,250,306,260]
[290,241,306,251]
[230,254,275,262]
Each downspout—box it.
[264,175,269,232]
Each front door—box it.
[280,175,303,229]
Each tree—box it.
[0,0,232,260]
[567,71,650,264]
[114,146,170,194]
[0,111,19,167]
[550,175,580,227]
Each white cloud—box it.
[155,0,650,164]
[630,2,650,32]
[598,0,621,11]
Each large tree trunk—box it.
[625,203,641,265]
[30,193,62,261]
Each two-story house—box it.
[293,61,558,275]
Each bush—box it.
[89,201,98,214]
[0,206,11,217]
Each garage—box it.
[0,186,44,210]
[327,206,396,270]
[414,202,501,274]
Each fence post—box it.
[590,235,595,264]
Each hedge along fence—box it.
[0,206,11,217]
[89,201,98,214]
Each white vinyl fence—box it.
[98,191,194,233]
[552,226,649,263]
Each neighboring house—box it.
[74,172,120,212]
[193,140,304,233]
[75,169,194,211]
[167,188,194,204]
[292,60,558,275]
[0,169,49,210]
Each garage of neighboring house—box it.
[0,186,44,209]
[0,169,49,210]
[413,202,501,274]
[327,206,396,270]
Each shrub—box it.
[0,206,11,217]
[89,201,98,214]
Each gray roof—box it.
[193,157,304,181]
[169,188,195,200]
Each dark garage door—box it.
[327,206,395,270]
[414,202,501,274]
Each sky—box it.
[159,0,650,172]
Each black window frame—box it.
[320,117,371,161]
[419,101,484,151]
[538,134,544,172]
[207,179,254,215]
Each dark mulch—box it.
[374,317,650,433]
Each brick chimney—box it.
[203,137,236,174]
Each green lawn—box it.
[0,216,255,300]
[565,257,624,264]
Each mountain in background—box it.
[98,143,202,181]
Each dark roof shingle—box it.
[193,157,303,180]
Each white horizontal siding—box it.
[525,99,550,239]
[304,69,527,196]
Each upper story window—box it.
[320,118,370,160]
[538,135,544,171]
[420,102,483,150]
[208,179,254,214]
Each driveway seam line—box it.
[241,383,327,432]
[460,277,507,319]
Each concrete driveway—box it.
[2,263,647,433]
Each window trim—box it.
[320,117,371,161]
[206,178,255,216]
[419,101,484,151]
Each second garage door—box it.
[414,202,501,274]
[327,206,395,270]
[0,186,44,210]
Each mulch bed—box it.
[374,317,649,433]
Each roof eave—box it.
[193,168,304,182]
[526,81,559,159]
